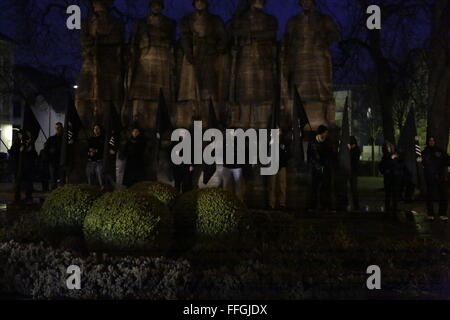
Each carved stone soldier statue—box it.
[177,0,228,128]
[230,0,278,129]
[125,0,176,131]
[284,0,340,130]
[76,0,124,130]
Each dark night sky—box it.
[0,0,432,85]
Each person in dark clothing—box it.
[171,132,194,193]
[44,122,63,190]
[379,141,404,214]
[419,136,450,221]
[37,148,50,192]
[349,136,361,210]
[13,131,38,203]
[307,125,334,211]
[400,164,415,203]
[222,129,250,201]
[268,128,291,210]
[8,131,21,182]
[86,124,105,189]
[122,127,148,187]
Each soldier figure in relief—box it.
[76,0,124,131]
[229,0,278,129]
[177,0,228,128]
[125,0,176,131]
[284,0,340,130]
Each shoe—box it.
[426,216,435,221]
[439,216,449,222]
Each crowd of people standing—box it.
[8,121,450,222]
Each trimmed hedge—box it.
[39,184,102,232]
[83,190,173,253]
[130,181,179,207]
[173,188,251,249]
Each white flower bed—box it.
[0,241,192,299]
[0,241,305,300]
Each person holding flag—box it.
[86,124,105,189]
[13,130,37,204]
[348,136,361,211]
[45,122,64,190]
[268,128,291,210]
[307,125,334,212]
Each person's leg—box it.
[350,174,360,210]
[24,181,33,201]
[384,180,392,213]
[405,182,415,202]
[86,162,93,185]
[232,168,245,201]
[438,182,448,218]
[14,178,21,202]
[115,156,126,189]
[49,164,57,190]
[426,184,435,217]
[321,170,332,211]
[309,170,320,210]
[392,183,399,213]
[222,167,233,193]
[279,167,287,208]
[96,162,104,189]
[268,173,277,209]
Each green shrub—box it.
[83,190,173,253]
[173,188,251,248]
[130,181,179,207]
[40,184,102,232]
[0,214,46,244]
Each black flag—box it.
[338,96,351,176]
[60,92,82,173]
[156,88,173,136]
[102,99,123,187]
[292,87,310,166]
[22,102,42,142]
[203,98,218,185]
[293,86,310,132]
[207,98,219,130]
[398,106,424,189]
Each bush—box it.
[173,188,251,249]
[0,214,46,244]
[130,181,179,207]
[83,190,173,253]
[39,184,101,232]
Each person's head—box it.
[22,130,31,142]
[317,125,329,140]
[193,0,208,11]
[349,136,358,146]
[300,0,316,11]
[55,122,63,135]
[251,0,266,9]
[383,141,396,155]
[150,0,164,14]
[131,127,141,138]
[427,136,436,148]
[93,124,102,136]
[93,0,109,13]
